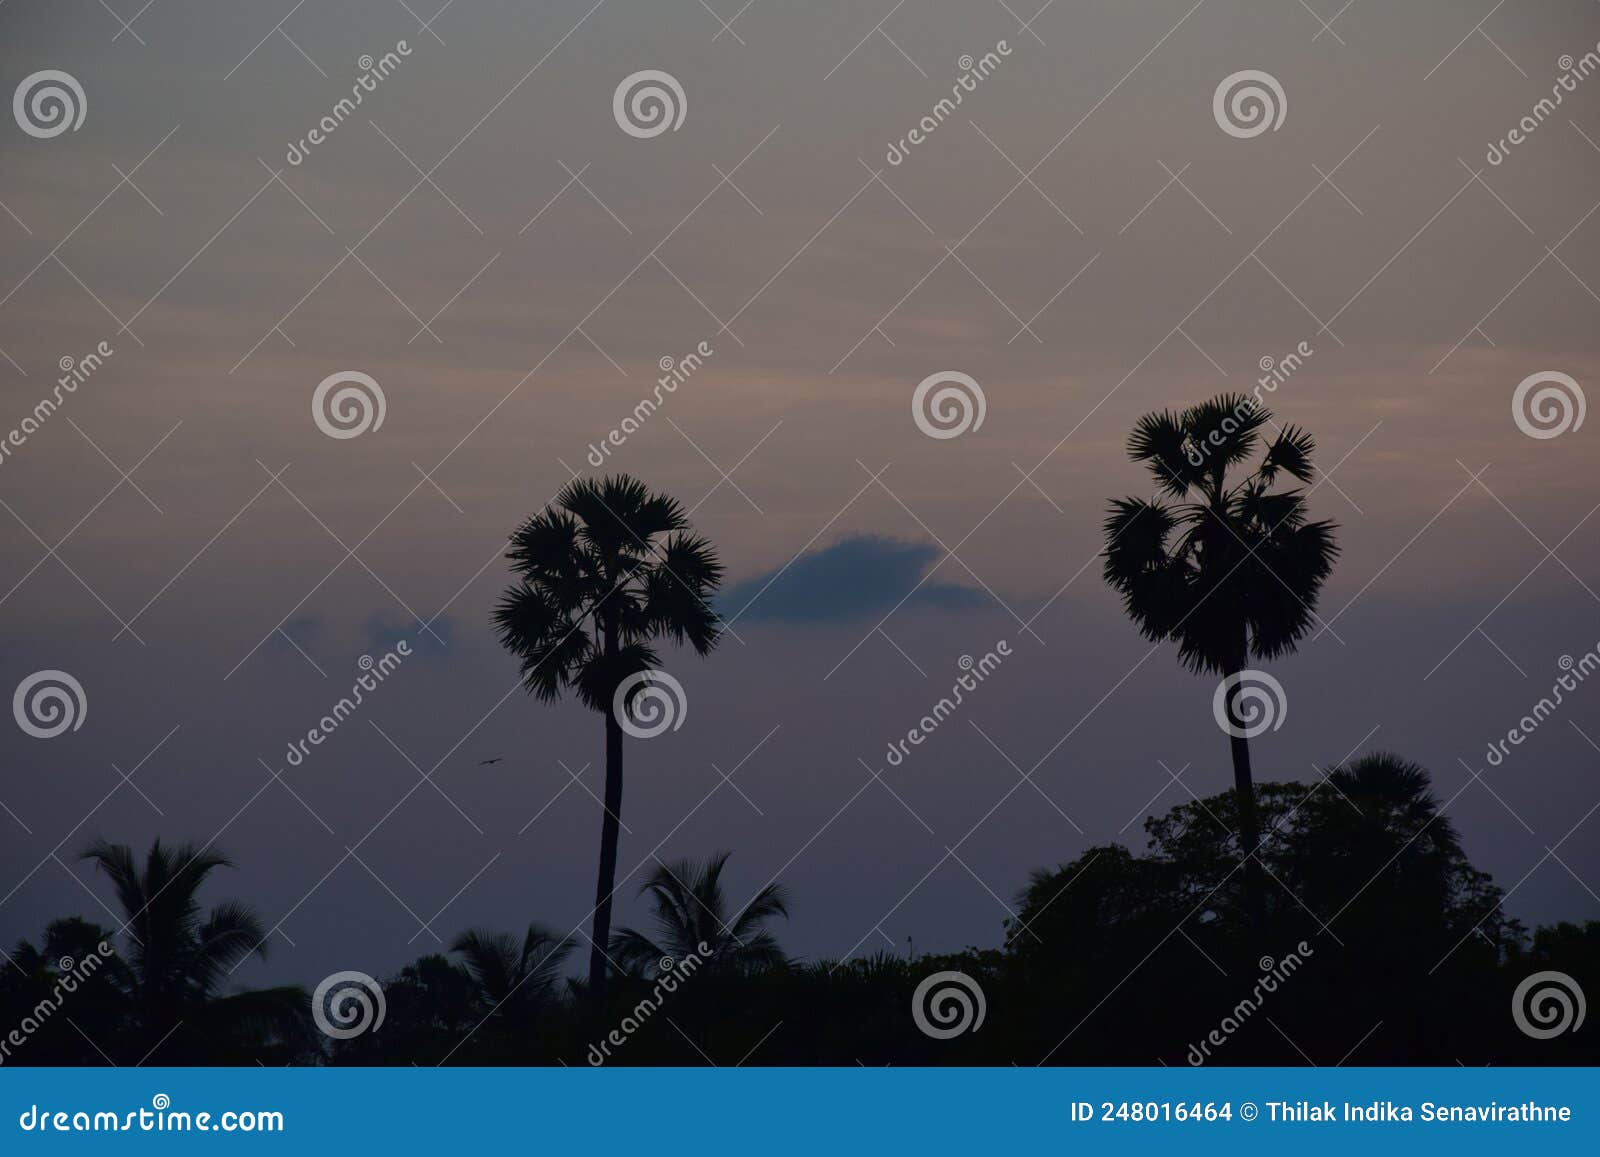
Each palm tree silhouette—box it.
[494,475,723,1010]
[451,923,574,1018]
[612,851,790,976]
[80,838,307,1060]
[1102,395,1337,918]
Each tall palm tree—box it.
[79,838,308,1060]
[450,923,574,1017]
[612,851,791,976]
[494,475,723,1009]
[1102,396,1337,918]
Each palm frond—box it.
[190,900,269,994]
[1102,497,1177,588]
[1126,410,1196,497]
[493,582,592,701]
[1260,424,1316,485]
[1181,394,1268,480]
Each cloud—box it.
[365,612,453,656]
[720,535,985,624]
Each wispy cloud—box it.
[365,612,452,655]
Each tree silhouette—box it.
[494,475,723,1011]
[1006,756,1528,1063]
[1102,396,1337,917]
[0,918,127,1063]
[612,851,790,976]
[79,838,308,1062]
[451,923,574,1017]
[0,804,1578,1065]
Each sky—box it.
[1,0,1599,995]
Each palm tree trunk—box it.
[585,659,620,1024]
[1225,666,1265,926]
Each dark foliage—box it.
[12,756,1575,1066]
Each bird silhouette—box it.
[477,757,503,766]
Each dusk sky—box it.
[2,0,1598,996]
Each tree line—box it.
[4,398,1593,1064]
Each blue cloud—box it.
[365,611,453,656]
[720,535,984,624]
[273,614,322,657]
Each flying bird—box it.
[477,757,503,766]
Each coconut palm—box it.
[1102,396,1338,918]
[611,851,790,976]
[494,475,723,1009]
[450,923,574,1017]
[79,838,308,1061]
